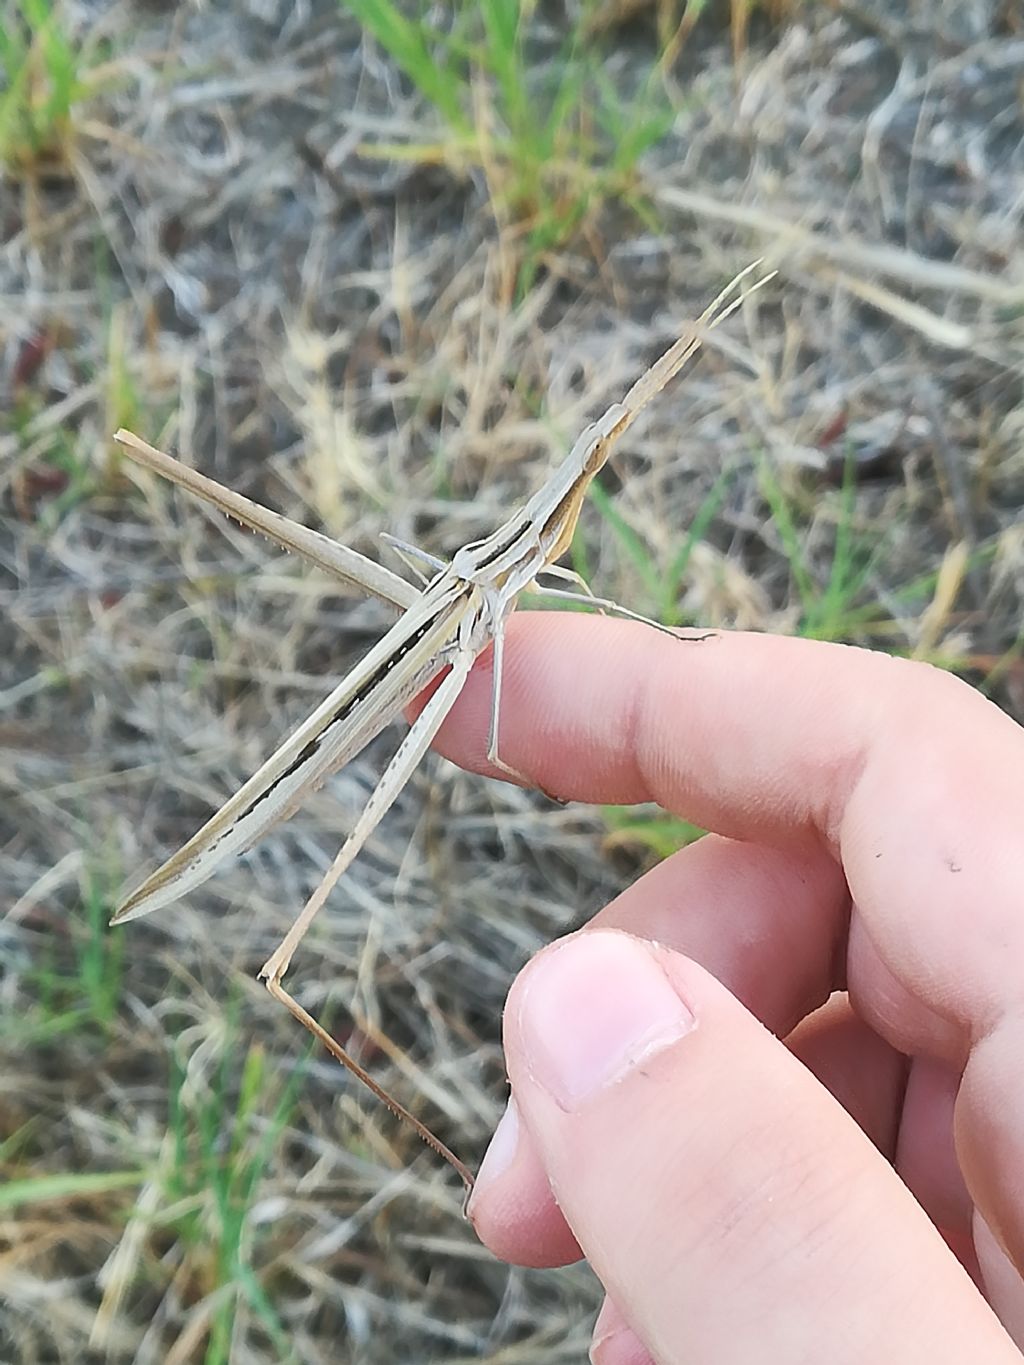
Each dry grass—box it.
[2,1,1023,1360]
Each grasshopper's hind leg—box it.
[263,976,475,1191]
[114,430,415,610]
[258,652,477,1190]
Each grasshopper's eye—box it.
[584,435,612,475]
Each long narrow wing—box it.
[115,431,418,612]
[112,579,470,923]
[261,643,479,983]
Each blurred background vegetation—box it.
[2,0,1022,1360]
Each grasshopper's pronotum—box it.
[111,264,774,1187]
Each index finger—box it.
[423,614,1024,1266]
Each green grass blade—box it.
[343,0,470,133]
[0,1170,147,1210]
[478,0,528,137]
[757,456,817,618]
[664,467,735,623]
[589,479,664,601]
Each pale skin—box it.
[412,614,1024,1363]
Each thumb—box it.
[488,930,1016,1365]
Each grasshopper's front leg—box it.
[531,581,714,642]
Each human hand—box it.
[425,616,1024,1363]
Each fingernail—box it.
[516,931,696,1110]
[591,1299,654,1365]
[467,1098,519,1216]
[590,1324,654,1365]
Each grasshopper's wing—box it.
[113,582,468,923]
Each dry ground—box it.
[2,1,1023,1361]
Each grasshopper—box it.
[112,264,773,1187]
